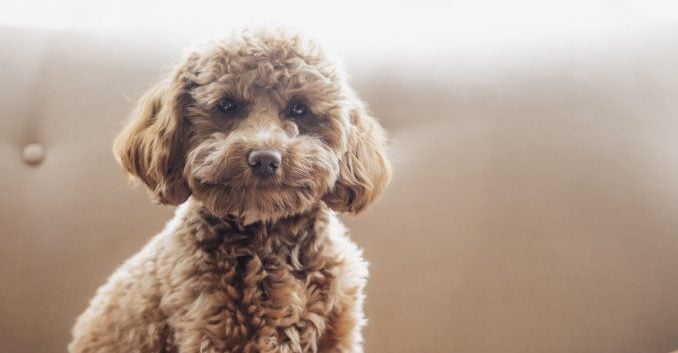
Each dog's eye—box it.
[218,99,239,114]
[287,102,308,118]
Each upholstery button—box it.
[22,143,45,165]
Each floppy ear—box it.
[324,105,392,213]
[113,62,195,205]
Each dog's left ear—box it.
[324,104,392,214]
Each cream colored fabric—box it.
[2,24,678,353]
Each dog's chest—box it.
[168,219,338,353]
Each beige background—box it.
[2,17,678,353]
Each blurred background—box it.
[2,1,678,353]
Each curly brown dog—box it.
[68,28,391,353]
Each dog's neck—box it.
[183,198,329,251]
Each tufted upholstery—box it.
[2,23,678,353]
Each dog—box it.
[68,28,391,353]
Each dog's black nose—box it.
[248,149,282,178]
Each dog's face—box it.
[114,30,391,221]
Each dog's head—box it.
[114,29,391,221]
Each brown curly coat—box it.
[68,28,391,353]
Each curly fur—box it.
[69,28,391,353]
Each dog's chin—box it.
[189,179,329,223]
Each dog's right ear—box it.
[113,56,197,205]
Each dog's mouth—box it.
[191,162,311,192]
[189,178,321,221]
[185,139,339,221]
[195,176,314,198]
[187,162,333,221]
